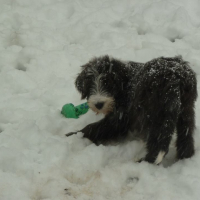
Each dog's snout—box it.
[95,102,104,110]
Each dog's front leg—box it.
[82,113,129,145]
[80,122,103,145]
[65,121,100,141]
[66,112,130,145]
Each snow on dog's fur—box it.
[68,55,197,164]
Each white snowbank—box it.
[0,0,200,199]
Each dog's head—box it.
[75,55,130,115]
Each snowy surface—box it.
[0,0,200,199]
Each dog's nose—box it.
[95,102,104,110]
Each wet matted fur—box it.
[67,55,197,164]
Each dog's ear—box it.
[110,59,133,109]
[111,59,130,86]
[75,72,86,99]
[75,64,91,100]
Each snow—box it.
[0,0,200,199]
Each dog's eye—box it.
[101,79,107,86]
[99,76,109,87]
[103,80,107,85]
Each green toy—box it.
[61,102,89,119]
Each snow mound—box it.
[0,0,200,199]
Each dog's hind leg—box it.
[144,86,181,164]
[144,117,176,164]
[144,110,180,164]
[176,65,197,160]
[176,99,196,159]
[176,106,195,159]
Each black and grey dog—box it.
[66,55,197,164]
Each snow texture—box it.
[0,0,200,199]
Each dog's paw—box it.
[65,132,77,137]
[134,156,144,163]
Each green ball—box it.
[61,103,78,118]
[61,103,89,119]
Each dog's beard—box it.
[88,94,115,115]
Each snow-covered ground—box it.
[0,0,200,199]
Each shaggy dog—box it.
[66,55,197,164]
